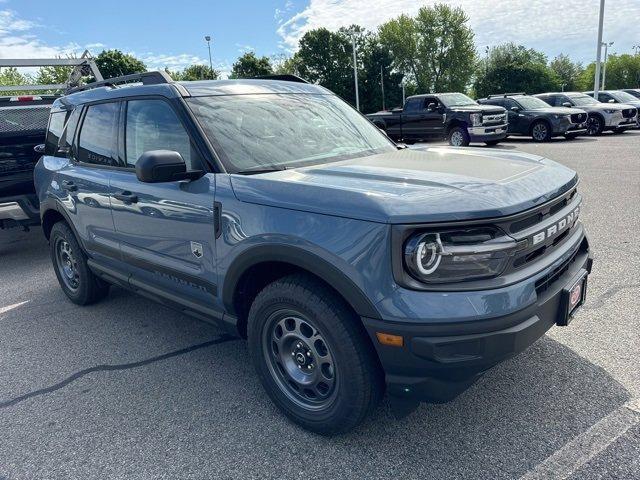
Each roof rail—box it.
[253,74,309,84]
[487,92,527,98]
[67,70,173,94]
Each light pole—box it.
[593,0,605,98]
[348,31,360,111]
[401,78,406,105]
[380,65,385,111]
[601,41,614,90]
[204,35,213,79]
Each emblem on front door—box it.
[190,241,203,259]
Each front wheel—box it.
[485,139,501,146]
[531,121,551,142]
[564,133,579,140]
[448,126,470,146]
[586,116,604,136]
[613,127,626,134]
[247,274,383,435]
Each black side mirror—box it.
[426,103,437,112]
[562,102,572,107]
[34,144,45,154]
[135,150,203,183]
[510,106,520,112]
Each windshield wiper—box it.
[235,165,287,175]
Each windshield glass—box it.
[515,96,550,110]
[610,91,638,103]
[567,94,599,106]
[187,94,395,173]
[438,93,477,107]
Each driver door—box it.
[109,97,219,309]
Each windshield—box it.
[567,94,599,106]
[610,91,638,103]
[438,93,477,107]
[187,94,395,173]
[515,96,551,110]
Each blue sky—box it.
[2,0,639,77]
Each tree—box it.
[95,49,146,79]
[549,54,583,91]
[359,33,404,112]
[167,64,220,81]
[0,67,32,95]
[378,4,476,93]
[230,52,273,79]
[474,43,560,98]
[291,27,355,104]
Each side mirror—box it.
[562,102,572,107]
[426,103,437,112]
[34,144,45,154]
[608,99,615,103]
[135,150,203,183]
[510,106,520,112]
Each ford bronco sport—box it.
[35,72,592,435]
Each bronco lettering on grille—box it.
[531,206,580,246]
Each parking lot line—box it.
[519,399,640,480]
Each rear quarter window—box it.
[45,111,67,155]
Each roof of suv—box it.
[54,79,329,110]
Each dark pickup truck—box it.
[1,94,58,229]
[366,92,508,146]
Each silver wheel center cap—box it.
[295,352,306,365]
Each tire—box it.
[448,126,470,146]
[247,273,383,435]
[531,121,551,142]
[613,127,626,134]
[586,115,604,136]
[564,133,579,140]
[50,221,110,305]
[485,139,501,146]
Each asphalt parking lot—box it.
[1,131,639,480]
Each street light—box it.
[204,35,213,79]
[601,41,614,90]
[593,0,605,98]
[347,31,360,111]
[380,65,385,111]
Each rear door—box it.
[109,97,219,310]
[56,101,120,257]
[402,97,443,140]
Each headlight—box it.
[470,113,482,126]
[403,227,517,283]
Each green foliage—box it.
[576,54,640,90]
[0,67,34,95]
[167,64,220,81]
[229,52,273,79]
[549,54,583,91]
[474,43,560,98]
[378,4,476,93]
[95,49,146,79]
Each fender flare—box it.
[222,244,382,320]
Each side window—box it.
[77,102,119,166]
[503,99,517,110]
[598,93,613,103]
[404,98,424,113]
[44,111,67,156]
[423,97,438,110]
[61,107,82,152]
[125,99,202,169]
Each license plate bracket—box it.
[557,269,588,326]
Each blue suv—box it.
[35,72,592,434]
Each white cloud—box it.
[277,0,640,62]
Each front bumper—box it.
[363,235,592,403]
[0,194,40,228]
[604,112,637,129]
[468,123,508,142]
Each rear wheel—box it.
[586,115,604,136]
[50,221,110,305]
[247,274,383,435]
[448,126,470,146]
[531,121,551,142]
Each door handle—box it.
[61,180,77,192]
[113,191,139,204]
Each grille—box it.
[0,105,50,134]
[570,113,587,124]
[622,108,637,119]
[534,241,582,295]
[483,113,506,125]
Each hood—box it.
[529,106,586,115]
[230,147,578,224]
[449,104,505,114]
[581,103,634,112]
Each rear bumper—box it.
[468,124,508,142]
[0,194,40,228]
[363,236,592,403]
